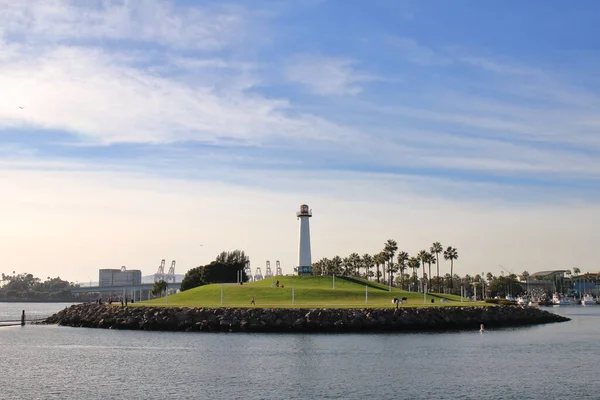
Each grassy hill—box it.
[142,275,468,308]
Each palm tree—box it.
[430,242,443,292]
[408,256,420,291]
[426,252,435,291]
[443,246,459,291]
[373,252,384,283]
[342,256,352,276]
[311,259,324,276]
[397,251,409,290]
[362,254,373,279]
[384,239,398,287]
[330,256,343,276]
[417,250,429,291]
[319,258,330,275]
[348,253,361,276]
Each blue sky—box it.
[1,0,599,280]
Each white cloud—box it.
[0,0,246,50]
[0,0,598,199]
[0,1,360,147]
[285,55,375,96]
[0,45,356,145]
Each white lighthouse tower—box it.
[296,204,313,276]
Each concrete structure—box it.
[99,266,141,287]
[71,282,180,302]
[296,204,312,276]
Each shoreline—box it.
[43,303,570,333]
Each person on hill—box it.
[251,295,255,305]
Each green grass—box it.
[141,276,476,308]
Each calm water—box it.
[1,303,599,399]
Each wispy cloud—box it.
[285,54,376,96]
[0,44,356,146]
[389,37,450,66]
[1,1,599,200]
[2,1,600,279]
[0,0,246,50]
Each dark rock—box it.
[42,303,570,333]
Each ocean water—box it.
[1,303,599,400]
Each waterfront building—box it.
[99,266,142,287]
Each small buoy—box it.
[479,324,485,333]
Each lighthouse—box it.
[296,204,312,276]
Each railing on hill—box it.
[335,276,393,291]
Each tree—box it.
[374,252,385,283]
[311,259,324,276]
[396,251,409,290]
[425,252,435,291]
[342,257,352,276]
[417,250,429,291]
[152,280,167,297]
[181,250,249,292]
[215,250,248,266]
[362,254,374,279]
[204,262,247,284]
[408,256,420,291]
[320,257,332,275]
[384,239,398,286]
[180,267,204,291]
[573,267,581,276]
[330,256,343,276]
[349,253,361,276]
[430,242,443,292]
[443,246,459,291]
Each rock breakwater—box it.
[43,304,570,333]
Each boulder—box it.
[42,303,570,333]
